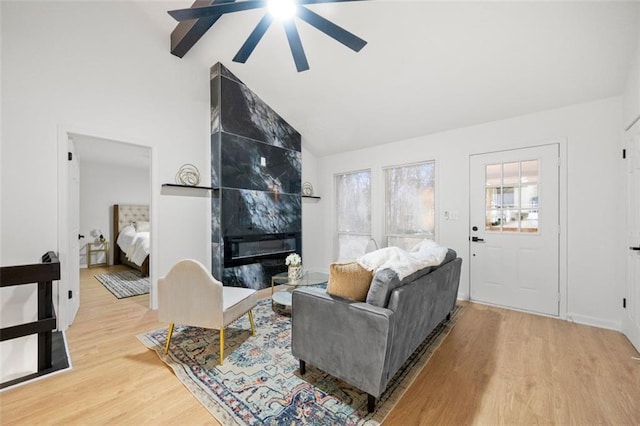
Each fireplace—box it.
[211,64,302,289]
[223,233,301,268]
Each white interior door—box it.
[470,144,560,316]
[67,138,80,324]
[624,129,640,352]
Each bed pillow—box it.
[326,261,373,302]
[134,221,150,232]
[116,224,136,250]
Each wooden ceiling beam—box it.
[170,0,226,58]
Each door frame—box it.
[468,138,568,319]
[623,122,640,352]
[57,124,158,331]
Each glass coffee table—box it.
[271,271,329,309]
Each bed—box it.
[113,204,150,277]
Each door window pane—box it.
[503,162,519,186]
[520,210,538,233]
[486,188,502,209]
[485,160,539,233]
[521,160,539,184]
[486,164,502,186]
[521,184,538,208]
[501,187,518,208]
[501,209,520,232]
[486,210,502,231]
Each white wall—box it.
[622,7,640,129]
[315,97,626,331]
[301,145,323,271]
[79,160,150,266]
[1,1,211,381]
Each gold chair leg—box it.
[219,328,225,365]
[164,323,174,354]
[248,309,256,336]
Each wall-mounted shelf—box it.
[302,195,321,200]
[162,183,216,191]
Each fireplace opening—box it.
[224,233,300,267]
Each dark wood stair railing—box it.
[0,251,60,388]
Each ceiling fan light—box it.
[268,0,296,20]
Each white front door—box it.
[470,144,560,316]
[623,129,640,352]
[67,138,80,324]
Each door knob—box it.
[630,246,640,251]
[471,236,485,242]
[78,234,85,240]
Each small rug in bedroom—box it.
[138,298,464,425]
[94,270,150,299]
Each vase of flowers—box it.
[286,253,303,284]
[91,228,105,243]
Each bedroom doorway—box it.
[58,129,153,331]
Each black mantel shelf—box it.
[162,183,217,190]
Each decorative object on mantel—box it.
[90,228,105,243]
[167,0,368,72]
[175,164,201,186]
[285,253,302,284]
[302,181,313,196]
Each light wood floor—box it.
[1,265,639,425]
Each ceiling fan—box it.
[168,0,368,72]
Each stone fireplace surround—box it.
[210,63,302,290]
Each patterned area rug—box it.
[138,298,463,425]
[94,270,150,299]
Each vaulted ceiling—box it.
[136,1,640,156]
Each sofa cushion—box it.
[326,261,373,302]
[365,268,401,308]
[431,249,457,271]
[366,249,458,308]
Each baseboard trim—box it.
[566,313,621,332]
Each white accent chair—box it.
[158,259,257,364]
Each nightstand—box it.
[88,241,110,268]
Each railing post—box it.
[0,251,60,387]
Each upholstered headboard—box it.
[113,204,149,268]
[114,204,149,233]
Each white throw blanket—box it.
[117,225,150,267]
[357,239,448,280]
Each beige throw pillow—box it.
[327,261,373,302]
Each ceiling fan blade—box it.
[233,14,274,63]
[300,0,367,4]
[297,6,366,52]
[168,1,266,21]
[283,19,310,72]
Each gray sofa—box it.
[291,249,462,412]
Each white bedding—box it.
[117,225,150,267]
[357,239,448,280]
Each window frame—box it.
[334,168,372,261]
[383,160,437,249]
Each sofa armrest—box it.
[291,287,395,397]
